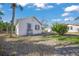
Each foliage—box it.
[47,34,79,44]
[52,23,68,35]
[0,11,4,15]
[57,36,66,40]
[74,16,79,20]
[0,20,15,33]
[0,21,5,32]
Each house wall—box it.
[68,25,79,32]
[15,18,42,36]
[15,21,27,36]
[32,18,42,34]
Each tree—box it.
[0,21,3,32]
[10,3,23,37]
[0,10,4,32]
[0,21,10,33]
[74,16,79,20]
[0,10,4,15]
[3,22,11,33]
[52,23,68,35]
[41,19,49,32]
[0,10,4,21]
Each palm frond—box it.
[74,17,79,20]
[0,16,2,19]
[0,11,4,15]
[18,5,23,11]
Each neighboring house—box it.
[15,16,42,36]
[44,27,52,32]
[67,24,79,32]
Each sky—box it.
[0,3,79,25]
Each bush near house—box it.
[52,23,68,35]
[0,21,15,33]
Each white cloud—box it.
[64,17,74,21]
[28,3,54,10]
[64,18,69,21]
[65,5,79,12]
[46,5,54,8]
[17,0,29,7]
[33,3,46,8]
[62,13,69,16]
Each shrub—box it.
[52,23,68,35]
[58,36,66,40]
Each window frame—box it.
[35,25,40,30]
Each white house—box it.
[67,24,79,32]
[44,27,52,32]
[15,16,42,36]
[43,23,79,33]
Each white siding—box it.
[32,18,42,34]
[68,25,79,32]
[15,21,27,36]
[15,17,42,36]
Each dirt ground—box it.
[0,33,79,56]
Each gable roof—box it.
[66,24,79,26]
[14,16,42,25]
[31,16,42,25]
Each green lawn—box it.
[44,34,79,45]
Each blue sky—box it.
[1,3,79,25]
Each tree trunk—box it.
[6,25,9,34]
[10,4,16,37]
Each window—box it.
[35,25,40,30]
[27,23,31,30]
[70,26,73,30]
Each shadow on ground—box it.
[0,35,79,56]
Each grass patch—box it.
[45,34,79,44]
[64,36,79,43]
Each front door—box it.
[27,23,33,35]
